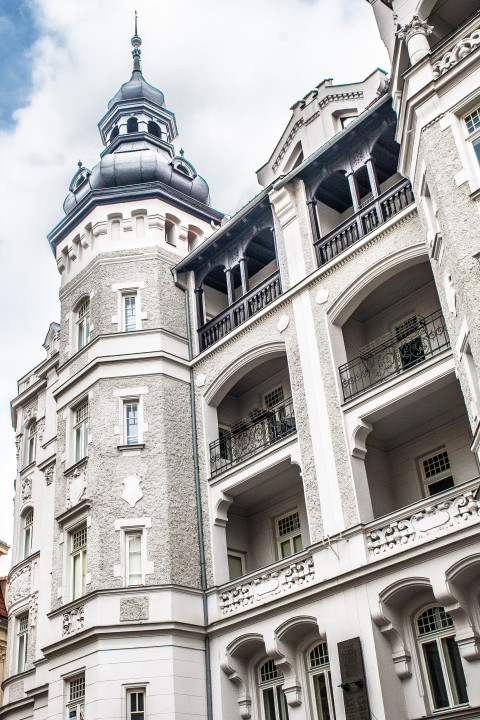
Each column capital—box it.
[396,15,433,43]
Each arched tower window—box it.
[147,121,160,137]
[76,298,90,350]
[127,117,138,133]
[23,509,33,559]
[110,126,119,142]
[27,421,37,465]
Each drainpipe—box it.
[172,267,213,720]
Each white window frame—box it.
[307,642,336,720]
[418,447,454,497]
[123,293,137,332]
[27,421,37,465]
[275,510,303,560]
[258,659,288,720]
[124,400,140,446]
[73,401,89,463]
[415,606,468,712]
[71,525,87,601]
[66,674,85,719]
[227,549,246,581]
[76,299,90,351]
[113,387,148,449]
[123,684,149,720]
[23,508,33,560]
[16,612,29,674]
[126,687,146,720]
[112,282,145,332]
[125,531,144,586]
[114,518,153,585]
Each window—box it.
[276,511,303,559]
[27,421,37,465]
[147,120,160,137]
[227,550,246,581]
[123,294,137,332]
[77,300,90,350]
[416,606,468,711]
[464,106,480,163]
[110,126,119,141]
[71,526,87,600]
[74,402,89,462]
[258,660,289,720]
[126,532,143,585]
[127,117,138,133]
[67,675,85,719]
[308,643,336,720]
[17,613,28,674]
[419,448,454,496]
[264,386,284,409]
[127,688,145,720]
[124,402,139,445]
[23,509,33,559]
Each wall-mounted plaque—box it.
[338,636,370,720]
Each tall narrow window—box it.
[17,613,28,674]
[23,509,33,559]
[126,533,143,585]
[71,526,87,600]
[74,402,89,462]
[416,606,468,711]
[124,402,139,445]
[276,511,303,559]
[258,660,289,720]
[67,675,85,720]
[123,295,137,332]
[308,643,336,720]
[127,117,138,133]
[127,688,145,720]
[419,448,454,496]
[464,106,480,163]
[77,299,90,351]
[27,421,37,465]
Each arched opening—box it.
[187,225,204,253]
[147,120,160,137]
[127,117,138,133]
[110,126,119,142]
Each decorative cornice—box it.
[318,90,363,111]
[272,119,304,173]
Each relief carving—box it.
[21,477,33,503]
[122,475,143,508]
[29,593,38,627]
[44,463,55,486]
[63,605,85,635]
[120,595,149,621]
[66,468,86,509]
[9,566,31,605]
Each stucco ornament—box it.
[9,566,31,605]
[122,475,143,508]
[395,15,433,43]
[66,468,86,509]
[277,315,289,333]
[63,605,84,635]
[29,593,38,627]
[444,272,457,316]
[315,288,329,304]
[21,476,33,503]
[44,464,55,486]
[195,373,206,388]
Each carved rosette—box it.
[62,605,85,635]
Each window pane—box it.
[24,526,32,559]
[442,636,468,706]
[428,475,454,496]
[17,634,25,673]
[423,640,449,709]
[280,540,292,558]
[228,554,243,580]
[473,137,480,163]
[126,404,139,444]
[276,686,289,720]
[293,534,303,553]
[313,672,331,720]
[262,687,277,720]
[124,296,136,331]
[128,534,142,584]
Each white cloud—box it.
[0,0,389,573]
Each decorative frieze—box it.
[62,605,85,635]
[432,25,480,78]
[366,485,480,556]
[219,555,315,615]
[8,566,31,605]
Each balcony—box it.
[339,309,450,402]
[199,270,281,352]
[210,395,296,476]
[314,178,414,267]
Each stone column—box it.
[365,157,381,198]
[225,268,235,305]
[396,15,433,65]
[306,197,321,243]
[194,287,204,328]
[239,257,249,296]
[346,171,361,212]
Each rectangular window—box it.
[264,386,284,409]
[27,421,37,465]
[464,107,480,135]
[227,550,246,581]
[71,526,87,600]
[67,675,85,719]
[77,300,90,351]
[420,448,454,496]
[23,509,33,559]
[127,688,145,720]
[126,533,143,586]
[123,295,137,332]
[276,511,303,559]
[74,402,89,462]
[17,613,28,674]
[124,402,139,445]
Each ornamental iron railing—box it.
[199,271,281,351]
[314,178,414,267]
[339,309,450,402]
[210,396,296,476]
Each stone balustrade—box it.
[219,553,314,615]
[432,21,480,78]
[366,478,480,557]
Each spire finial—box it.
[131,11,142,72]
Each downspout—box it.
[172,267,213,720]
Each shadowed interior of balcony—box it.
[358,376,479,521]
[339,261,450,401]
[210,356,295,476]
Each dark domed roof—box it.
[108,69,165,110]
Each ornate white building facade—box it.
[3,2,480,719]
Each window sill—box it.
[117,443,145,452]
[20,461,36,475]
[64,457,88,475]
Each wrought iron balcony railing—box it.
[199,271,281,352]
[339,309,450,402]
[314,178,414,267]
[210,396,296,476]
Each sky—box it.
[0,0,389,574]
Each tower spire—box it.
[131,11,142,73]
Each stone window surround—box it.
[111,280,147,332]
[113,386,149,450]
[61,667,87,717]
[58,504,92,605]
[123,682,150,720]
[113,517,154,586]
[65,291,95,360]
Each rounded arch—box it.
[205,341,287,406]
[379,576,433,609]
[275,615,320,646]
[147,120,160,137]
[227,633,266,661]
[127,117,138,133]
[110,126,119,142]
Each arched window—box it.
[416,606,468,711]
[258,660,288,720]
[110,126,119,142]
[23,509,33,559]
[27,421,37,465]
[307,643,335,720]
[127,117,138,133]
[147,121,160,137]
[77,299,90,350]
